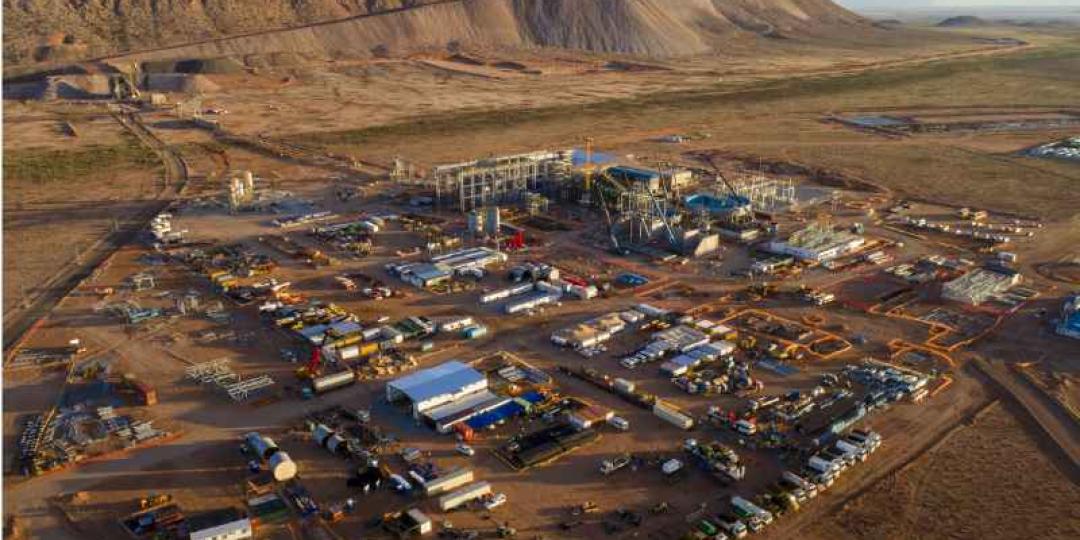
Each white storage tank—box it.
[268,451,297,481]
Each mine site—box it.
[1,1,1078,539]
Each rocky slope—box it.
[4,0,868,65]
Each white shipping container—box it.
[424,468,475,496]
[313,370,356,394]
[438,481,492,511]
[653,403,694,429]
[338,345,360,361]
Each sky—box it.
[837,0,1080,7]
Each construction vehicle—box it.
[295,347,323,380]
[571,501,599,516]
[110,62,142,102]
[139,494,172,510]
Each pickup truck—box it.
[600,454,632,475]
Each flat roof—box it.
[388,361,485,404]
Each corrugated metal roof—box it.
[388,361,485,404]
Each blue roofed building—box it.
[1056,293,1080,340]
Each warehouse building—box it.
[767,223,865,262]
[187,509,252,540]
[386,361,487,418]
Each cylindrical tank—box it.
[268,452,297,482]
[326,434,347,454]
[312,424,334,447]
[244,432,279,460]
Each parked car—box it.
[608,416,630,431]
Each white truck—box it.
[730,496,773,525]
[600,455,632,475]
[782,471,819,499]
[806,456,839,485]
[835,439,868,462]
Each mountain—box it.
[4,0,869,66]
[936,16,989,28]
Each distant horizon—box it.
[835,1,1080,19]
[837,0,1080,7]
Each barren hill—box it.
[5,0,869,66]
[936,16,989,28]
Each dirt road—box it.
[2,111,186,354]
[973,357,1080,478]
[761,369,991,539]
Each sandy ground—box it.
[806,401,1080,540]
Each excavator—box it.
[110,62,142,102]
[294,346,323,380]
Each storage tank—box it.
[312,424,334,446]
[244,432,279,460]
[268,452,297,482]
[312,370,356,394]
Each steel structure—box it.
[732,176,796,211]
[617,184,672,245]
[432,150,572,212]
[224,375,276,402]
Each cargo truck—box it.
[730,496,773,525]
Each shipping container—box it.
[438,481,492,511]
[423,468,475,496]
[613,378,636,394]
[654,403,694,430]
[312,370,356,394]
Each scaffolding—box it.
[432,150,572,212]
[617,185,674,245]
[731,176,796,212]
[390,156,420,184]
[224,375,276,402]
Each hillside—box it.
[4,0,869,66]
[937,16,989,28]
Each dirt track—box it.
[2,111,186,353]
[973,357,1080,479]
[760,369,991,539]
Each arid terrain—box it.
[3,1,1079,539]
